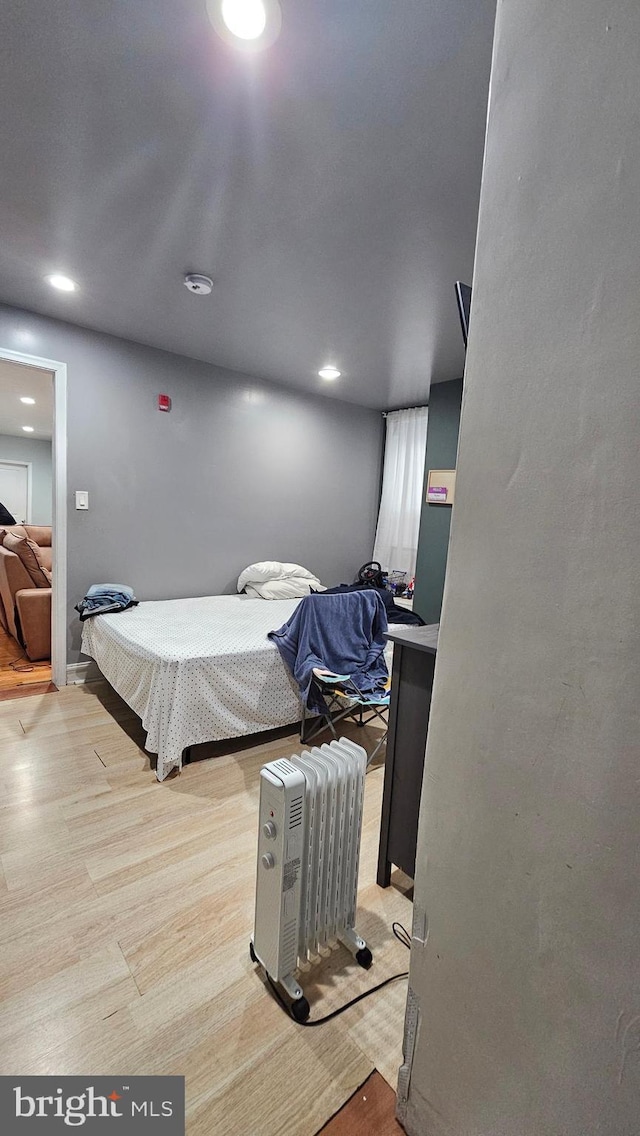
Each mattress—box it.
[81,594,303,780]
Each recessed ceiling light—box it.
[318,366,341,381]
[20,396,36,405]
[45,273,77,292]
[207,0,281,50]
[22,425,34,433]
[221,0,267,39]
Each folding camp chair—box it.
[300,669,390,764]
[269,588,390,764]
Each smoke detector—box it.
[183,273,213,296]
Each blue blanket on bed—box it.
[268,590,388,713]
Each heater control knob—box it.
[261,853,275,870]
[263,821,277,839]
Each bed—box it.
[81,594,304,780]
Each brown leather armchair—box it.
[0,525,52,661]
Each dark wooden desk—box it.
[377,623,439,887]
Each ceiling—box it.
[0,360,53,440]
[0,0,496,409]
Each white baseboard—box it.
[66,660,102,685]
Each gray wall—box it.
[412,379,463,624]
[0,306,383,663]
[402,2,640,1134]
[0,433,52,525]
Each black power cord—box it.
[391,921,412,950]
[266,921,412,1026]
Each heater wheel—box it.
[249,941,257,964]
[356,946,373,969]
[291,996,310,1023]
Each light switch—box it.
[75,491,89,510]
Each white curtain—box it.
[372,405,428,580]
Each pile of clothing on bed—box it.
[322,581,424,626]
[75,583,138,621]
[236,560,423,626]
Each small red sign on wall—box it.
[158,394,171,412]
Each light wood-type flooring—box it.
[0,681,412,1135]
[0,621,52,697]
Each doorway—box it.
[0,349,67,692]
[0,460,32,526]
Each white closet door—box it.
[0,461,30,524]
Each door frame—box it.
[0,458,33,524]
[0,347,67,688]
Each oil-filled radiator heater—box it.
[250,737,372,1021]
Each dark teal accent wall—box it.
[413,379,463,624]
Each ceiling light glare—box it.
[221,0,266,40]
[318,366,341,381]
[46,273,77,292]
[20,397,36,404]
[22,425,34,432]
[207,0,281,51]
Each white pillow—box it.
[244,577,324,600]
[237,560,323,593]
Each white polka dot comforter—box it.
[80,594,303,780]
